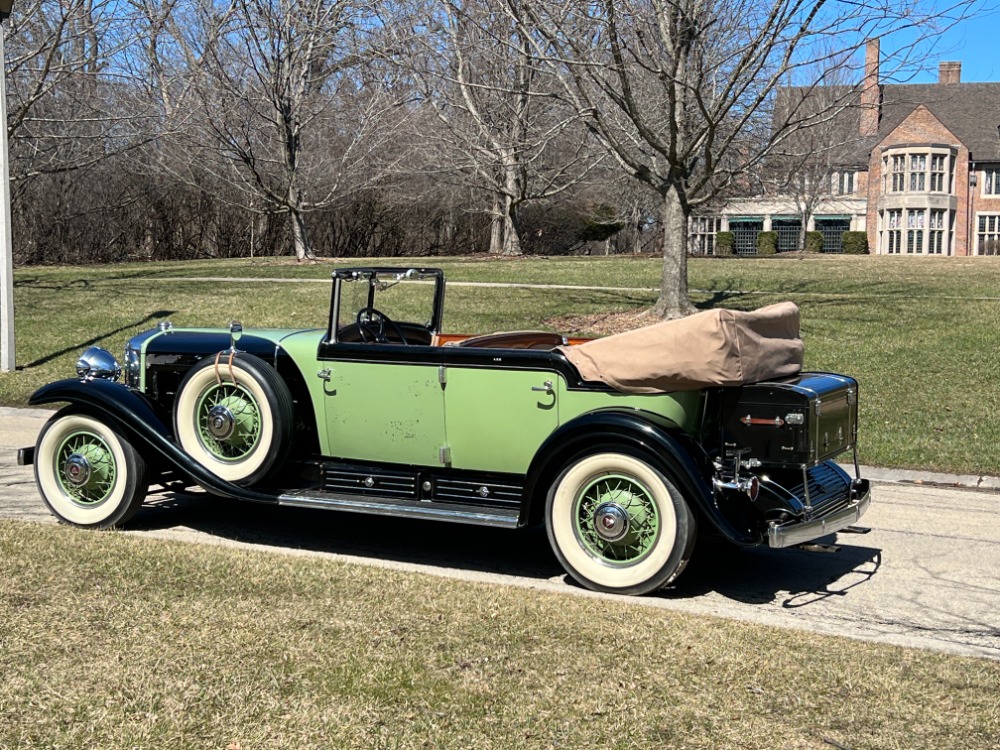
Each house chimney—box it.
[939,61,962,84]
[860,38,880,137]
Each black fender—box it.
[28,378,277,504]
[523,409,758,547]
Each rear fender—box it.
[28,378,276,503]
[524,409,758,546]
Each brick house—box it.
[695,40,1000,256]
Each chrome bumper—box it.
[767,479,872,549]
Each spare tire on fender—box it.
[173,353,294,485]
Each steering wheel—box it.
[356,307,409,345]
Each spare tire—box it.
[173,353,294,485]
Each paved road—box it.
[3,410,998,661]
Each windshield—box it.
[334,268,443,343]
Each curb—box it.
[1,406,996,491]
[847,463,1000,492]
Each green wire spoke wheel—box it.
[174,353,294,485]
[34,409,148,528]
[573,474,661,565]
[547,451,696,595]
[195,383,263,461]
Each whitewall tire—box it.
[173,354,293,485]
[546,451,696,595]
[34,410,148,528]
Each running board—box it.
[278,490,521,528]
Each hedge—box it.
[715,231,734,256]
[756,231,777,256]
[841,231,869,254]
[805,231,823,253]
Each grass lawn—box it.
[1,520,998,750]
[4,254,1000,475]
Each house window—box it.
[891,156,905,192]
[689,217,721,255]
[984,168,1000,196]
[909,155,926,191]
[978,214,1000,255]
[931,155,947,192]
[836,171,854,195]
[885,150,954,196]
[886,209,902,254]
[929,210,947,254]
[906,210,924,253]
[772,219,802,252]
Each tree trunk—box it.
[291,207,313,261]
[501,201,523,256]
[651,185,696,319]
[489,199,505,254]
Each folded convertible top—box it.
[558,302,804,393]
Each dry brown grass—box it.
[2,520,999,750]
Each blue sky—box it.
[883,5,1000,83]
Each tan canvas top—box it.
[558,302,804,393]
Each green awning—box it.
[727,216,764,223]
[815,215,852,221]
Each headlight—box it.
[76,347,122,381]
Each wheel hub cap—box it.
[574,473,661,565]
[207,404,235,439]
[62,454,92,486]
[593,502,630,542]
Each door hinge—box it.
[439,445,452,465]
[438,366,447,386]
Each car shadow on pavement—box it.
[665,537,882,607]
[131,490,883,606]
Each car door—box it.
[321,352,446,468]
[441,354,559,475]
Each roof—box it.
[875,83,1000,160]
[774,80,1000,165]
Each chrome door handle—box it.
[531,380,554,394]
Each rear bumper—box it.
[767,479,871,549]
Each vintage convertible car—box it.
[20,267,871,595]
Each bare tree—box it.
[509,0,982,317]
[166,0,403,260]
[401,0,599,255]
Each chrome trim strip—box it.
[767,483,872,549]
[278,491,520,528]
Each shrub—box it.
[715,231,734,256]
[841,231,869,255]
[805,231,824,253]
[756,231,778,256]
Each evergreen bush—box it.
[841,231,869,254]
[805,231,824,253]
[757,231,778,255]
[715,231,734,256]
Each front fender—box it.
[29,378,276,503]
[523,409,758,546]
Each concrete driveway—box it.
[3,407,998,661]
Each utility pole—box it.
[0,0,14,372]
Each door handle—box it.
[531,380,554,394]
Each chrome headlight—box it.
[76,347,122,381]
